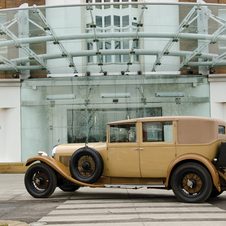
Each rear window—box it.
[219,125,225,134]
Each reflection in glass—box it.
[105,15,111,27]
[96,16,102,27]
[122,15,129,27]
[114,15,120,27]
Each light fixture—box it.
[101,93,131,98]
[103,71,107,76]
[86,71,90,76]
[187,69,193,74]
[121,71,125,75]
[155,92,185,97]
[137,71,142,75]
[12,73,18,78]
[46,94,76,100]
[210,68,215,74]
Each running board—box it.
[104,184,166,189]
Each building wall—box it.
[0,80,21,162]
[209,75,226,120]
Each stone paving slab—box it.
[0,221,29,226]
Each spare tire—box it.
[69,147,103,184]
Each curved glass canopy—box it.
[0,1,226,77]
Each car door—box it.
[106,123,141,177]
[138,120,176,178]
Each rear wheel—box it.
[209,189,223,198]
[58,179,80,192]
[171,163,212,203]
[24,163,57,198]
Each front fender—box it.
[26,156,104,188]
[165,154,221,192]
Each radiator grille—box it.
[59,156,71,167]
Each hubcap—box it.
[182,172,203,194]
[82,161,91,170]
[77,155,95,177]
[33,171,49,189]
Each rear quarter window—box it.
[142,121,173,142]
[219,125,225,134]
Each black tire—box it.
[70,147,103,184]
[24,163,57,198]
[58,179,80,192]
[171,163,212,203]
[209,189,223,198]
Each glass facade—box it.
[21,74,210,161]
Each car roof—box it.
[107,116,225,125]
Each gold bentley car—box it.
[24,116,226,202]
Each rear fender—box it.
[165,154,221,192]
[26,156,104,188]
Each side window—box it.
[143,122,173,142]
[110,124,136,143]
[219,125,225,134]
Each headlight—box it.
[38,151,48,156]
[52,145,58,158]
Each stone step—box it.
[0,163,27,174]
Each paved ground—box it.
[1,174,226,226]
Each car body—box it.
[24,116,226,202]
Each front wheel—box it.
[24,163,57,198]
[171,163,212,203]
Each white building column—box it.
[209,74,226,121]
[0,79,21,162]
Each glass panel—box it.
[87,42,93,63]
[104,15,111,27]
[96,16,102,27]
[122,15,129,27]
[114,0,120,9]
[105,41,112,63]
[123,40,129,49]
[143,122,173,142]
[123,40,129,62]
[122,0,129,8]
[104,0,111,9]
[114,15,120,27]
[21,74,210,161]
[115,40,121,62]
[132,0,138,8]
[95,0,102,9]
[219,126,225,134]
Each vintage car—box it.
[24,116,226,203]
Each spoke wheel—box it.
[70,147,103,184]
[171,163,212,203]
[209,189,223,198]
[24,163,57,198]
[77,155,96,178]
[58,179,80,192]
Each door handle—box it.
[139,148,144,150]
[133,148,138,150]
